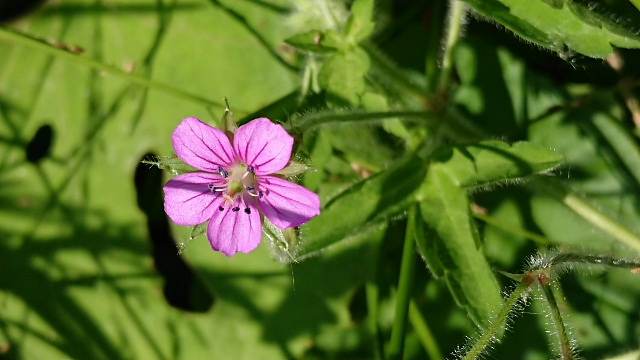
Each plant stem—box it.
[538,277,576,360]
[0,26,223,109]
[387,206,419,360]
[462,276,534,360]
[295,109,433,131]
[472,212,552,246]
[425,0,445,92]
[364,43,429,102]
[437,0,466,92]
[366,282,385,360]
[528,177,640,255]
[409,299,444,360]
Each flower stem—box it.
[538,276,576,360]
[387,205,419,360]
[462,275,534,360]
[409,299,444,360]
[437,0,467,92]
[0,26,223,109]
[528,177,640,255]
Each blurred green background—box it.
[2,0,640,359]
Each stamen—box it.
[207,184,215,191]
[247,165,255,173]
[246,186,262,198]
[218,206,224,211]
[232,206,240,212]
[259,191,264,199]
[244,207,251,214]
[218,166,229,178]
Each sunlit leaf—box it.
[462,0,640,57]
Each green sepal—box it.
[284,30,343,53]
[221,97,238,135]
[273,161,313,177]
[263,218,299,264]
[141,155,198,176]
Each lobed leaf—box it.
[430,140,564,190]
[297,156,427,258]
[415,140,561,325]
[418,168,504,326]
[462,0,640,58]
[343,0,376,44]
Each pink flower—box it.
[163,117,321,256]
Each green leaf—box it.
[284,29,344,53]
[344,0,375,44]
[297,156,428,258]
[0,1,304,359]
[430,140,564,190]
[318,47,371,104]
[418,167,504,326]
[462,0,640,57]
[325,124,400,172]
[415,140,561,325]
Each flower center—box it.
[208,164,263,213]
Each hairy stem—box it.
[462,276,534,360]
[437,0,467,92]
[538,275,576,360]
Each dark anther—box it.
[208,184,215,191]
[246,186,255,191]
[247,165,255,173]
[218,166,229,178]
[218,206,225,211]
[244,208,251,214]
[232,206,240,212]
[258,191,264,199]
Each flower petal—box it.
[172,117,236,172]
[234,118,293,175]
[207,199,262,256]
[163,173,224,226]
[258,176,321,229]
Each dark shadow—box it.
[25,124,54,164]
[135,153,215,312]
[0,210,158,359]
[0,0,46,22]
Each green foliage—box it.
[298,156,427,258]
[462,0,640,57]
[2,0,640,359]
[416,141,563,326]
